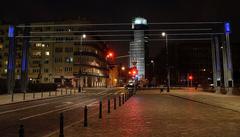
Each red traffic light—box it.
[129,66,138,77]
[106,51,114,59]
[188,75,193,80]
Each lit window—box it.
[36,43,42,47]
[45,51,50,56]
[33,51,41,56]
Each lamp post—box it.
[162,32,170,92]
[150,60,154,73]
[78,34,86,92]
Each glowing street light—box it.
[82,34,87,39]
[121,66,126,71]
[161,32,166,37]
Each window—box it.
[55,47,63,53]
[32,51,41,57]
[35,43,42,47]
[64,67,72,72]
[44,60,49,64]
[65,47,73,52]
[32,69,40,73]
[65,57,73,63]
[55,57,62,63]
[45,51,50,56]
[32,60,40,64]
[44,68,49,73]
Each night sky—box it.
[0,0,239,60]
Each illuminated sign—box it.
[8,26,15,38]
[224,22,231,34]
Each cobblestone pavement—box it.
[168,88,240,112]
[49,89,240,137]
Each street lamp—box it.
[162,32,170,92]
[150,60,154,73]
[78,34,86,92]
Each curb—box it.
[0,93,77,107]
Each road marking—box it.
[60,99,97,112]
[55,102,74,108]
[96,90,109,95]
[19,99,96,120]
[0,95,83,115]
[0,102,51,115]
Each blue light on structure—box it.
[8,26,15,37]
[224,22,231,34]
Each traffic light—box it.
[106,51,114,59]
[188,75,193,81]
[129,66,138,77]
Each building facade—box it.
[0,20,109,91]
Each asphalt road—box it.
[0,88,125,137]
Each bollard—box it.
[119,95,121,107]
[11,93,14,102]
[107,96,111,114]
[84,106,88,127]
[59,113,64,137]
[114,96,117,110]
[23,92,26,101]
[55,90,57,96]
[19,124,24,137]
[70,89,72,95]
[99,99,102,119]
[65,88,67,95]
[61,89,63,95]
[125,93,127,102]
[33,92,35,99]
[41,90,43,98]
[122,94,125,105]
[49,91,51,96]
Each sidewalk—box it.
[0,89,77,105]
[48,89,240,137]
[168,88,240,112]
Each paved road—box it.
[52,89,240,137]
[0,88,125,137]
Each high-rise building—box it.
[129,17,148,79]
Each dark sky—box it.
[1,0,239,23]
[1,0,239,61]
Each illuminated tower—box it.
[129,17,148,79]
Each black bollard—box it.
[122,94,125,105]
[114,96,117,110]
[61,89,63,95]
[33,92,35,99]
[23,92,26,101]
[125,93,127,102]
[59,113,64,137]
[65,88,67,94]
[84,106,88,127]
[19,124,24,137]
[55,90,57,96]
[49,91,51,96]
[99,99,102,119]
[41,90,43,98]
[119,95,121,107]
[107,96,111,114]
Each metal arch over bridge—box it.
[4,20,234,95]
